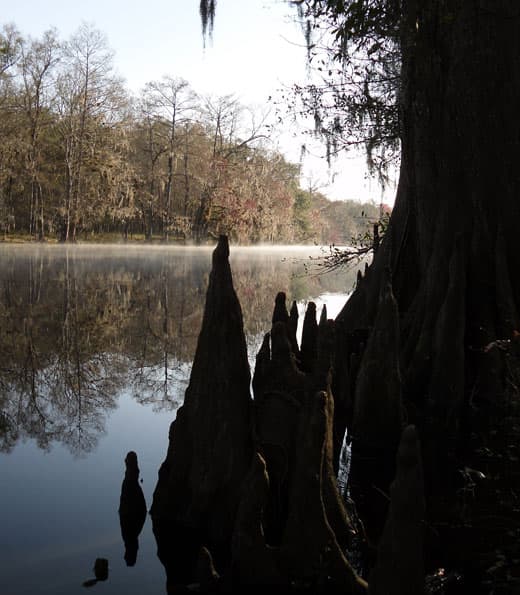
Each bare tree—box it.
[143,77,195,240]
[17,29,61,240]
[55,23,127,241]
[192,95,269,242]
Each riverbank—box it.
[0,233,192,244]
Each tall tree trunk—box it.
[164,153,174,242]
[164,112,176,242]
[335,0,520,509]
[62,160,74,243]
[37,183,44,242]
[29,178,36,237]
[183,145,190,219]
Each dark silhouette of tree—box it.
[196,0,520,588]
[252,0,520,497]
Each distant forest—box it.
[0,23,384,244]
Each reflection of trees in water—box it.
[0,356,120,456]
[0,246,358,453]
[128,258,206,409]
[0,250,124,455]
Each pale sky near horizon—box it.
[4,0,396,203]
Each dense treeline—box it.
[0,23,381,244]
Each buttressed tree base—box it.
[151,235,425,594]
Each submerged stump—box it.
[119,451,147,567]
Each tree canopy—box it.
[0,21,380,245]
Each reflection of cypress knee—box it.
[118,451,147,567]
[369,425,425,595]
[82,557,109,587]
[150,235,253,575]
[94,558,108,581]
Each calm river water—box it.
[0,244,358,595]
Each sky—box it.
[4,0,396,203]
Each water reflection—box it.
[119,451,147,567]
[82,558,109,588]
[0,245,357,456]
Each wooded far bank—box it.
[0,22,385,245]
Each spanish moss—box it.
[199,0,216,46]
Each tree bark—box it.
[151,236,253,578]
[335,0,520,525]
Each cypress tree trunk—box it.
[325,8,520,586]
[336,0,520,501]
[333,0,520,552]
